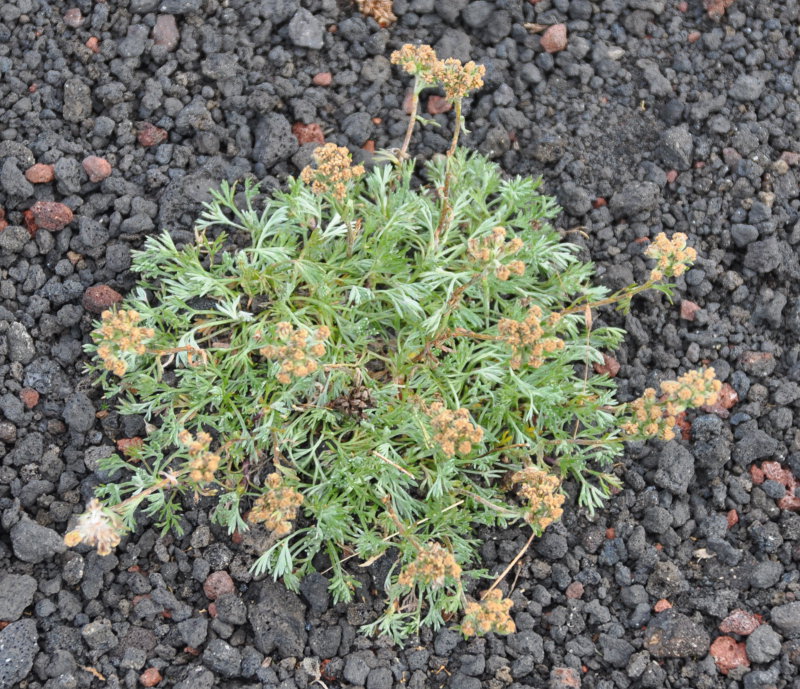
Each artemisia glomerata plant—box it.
[64,45,720,641]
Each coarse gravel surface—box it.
[1,1,800,688]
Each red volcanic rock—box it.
[541,24,568,53]
[82,285,123,313]
[25,164,55,184]
[82,156,112,183]
[29,201,74,231]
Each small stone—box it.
[63,78,93,122]
[726,510,739,528]
[137,122,169,147]
[10,519,66,563]
[720,610,762,636]
[19,389,39,409]
[730,74,765,102]
[541,24,568,53]
[710,636,749,675]
[25,164,55,184]
[29,201,74,231]
[427,95,452,115]
[771,602,800,636]
[203,571,235,600]
[0,619,38,688]
[140,667,163,687]
[565,582,584,599]
[82,156,112,183]
[288,8,324,49]
[594,353,620,377]
[680,300,701,320]
[82,285,122,313]
[550,667,580,689]
[63,8,84,27]
[609,181,660,219]
[82,619,118,652]
[643,610,710,658]
[1,159,34,199]
[312,72,332,86]
[153,14,180,50]
[86,36,100,53]
[688,31,701,42]
[743,237,782,274]
[746,624,781,664]
[0,574,37,622]
[291,122,324,145]
[654,599,672,612]
[656,126,693,171]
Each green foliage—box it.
[73,112,719,640]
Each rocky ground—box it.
[1,0,800,687]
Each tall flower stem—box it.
[399,79,420,160]
[432,99,462,250]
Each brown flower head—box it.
[432,57,486,101]
[461,589,516,637]
[179,429,221,483]
[300,143,365,202]
[390,44,439,81]
[93,308,155,376]
[397,541,462,589]
[498,305,564,369]
[64,499,125,556]
[356,0,397,27]
[248,472,304,537]
[645,232,697,282]
[510,467,564,529]
[467,226,526,280]
[620,368,722,441]
[425,401,484,457]
[260,322,330,384]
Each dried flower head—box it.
[178,429,221,483]
[248,472,304,537]
[511,467,565,529]
[498,306,564,369]
[93,308,155,376]
[467,226,526,280]
[432,57,486,101]
[390,44,439,81]
[356,0,396,27]
[300,143,365,202]
[461,589,516,637]
[620,368,722,440]
[645,232,697,282]
[260,322,330,384]
[64,498,125,556]
[397,541,462,589]
[425,401,484,457]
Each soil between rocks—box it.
[1,1,800,689]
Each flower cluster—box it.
[300,143,366,202]
[620,368,722,440]
[425,402,484,457]
[397,541,462,589]
[498,306,564,369]
[355,0,396,27]
[461,589,516,637]
[467,226,526,280]
[178,429,221,483]
[64,499,125,556]
[248,472,305,537]
[390,44,486,100]
[511,467,565,529]
[433,57,487,101]
[390,44,440,81]
[94,309,155,376]
[260,322,330,384]
[645,232,697,282]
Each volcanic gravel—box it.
[1,0,800,688]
